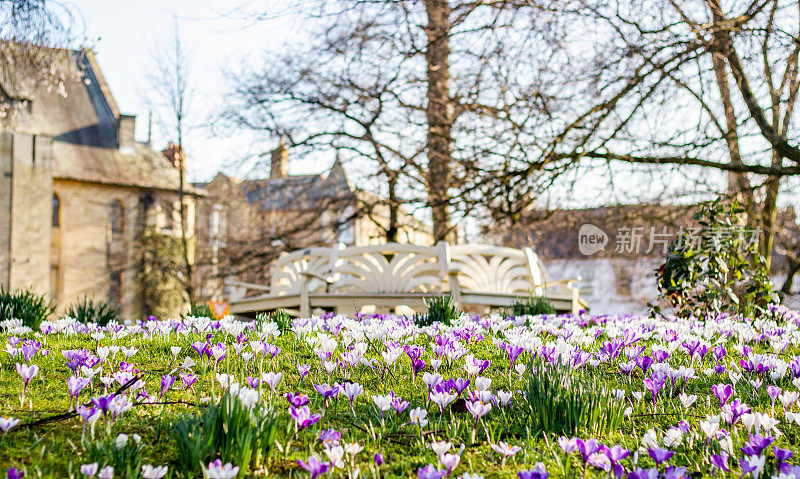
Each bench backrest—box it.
[269,247,335,295]
[447,244,548,295]
[268,242,547,296]
[331,243,447,294]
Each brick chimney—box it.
[270,139,288,178]
[161,142,185,171]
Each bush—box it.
[171,390,278,477]
[184,302,214,319]
[413,294,461,327]
[654,197,779,319]
[502,295,555,318]
[521,359,625,437]
[0,286,54,330]
[65,297,118,326]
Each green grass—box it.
[0,313,798,478]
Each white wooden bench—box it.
[226,242,587,317]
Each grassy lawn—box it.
[1,310,799,478]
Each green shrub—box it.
[171,391,278,477]
[0,286,54,330]
[413,294,461,327]
[184,302,214,319]
[65,297,118,326]
[521,359,625,437]
[502,295,555,318]
[81,433,144,479]
[653,197,779,319]
[256,308,291,331]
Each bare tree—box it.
[223,0,557,243]
[492,0,800,288]
[141,19,198,305]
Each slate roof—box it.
[242,171,353,211]
[1,46,200,193]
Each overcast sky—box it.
[71,0,331,182]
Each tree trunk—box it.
[424,0,455,243]
[707,0,754,213]
[386,172,400,243]
[760,149,782,269]
[177,144,195,305]
[780,257,800,297]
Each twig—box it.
[18,373,143,428]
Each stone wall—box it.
[1,132,53,296]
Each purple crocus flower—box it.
[711,383,733,406]
[740,456,765,476]
[313,383,340,401]
[603,444,629,478]
[474,358,490,374]
[741,434,774,456]
[643,373,665,404]
[721,399,750,425]
[298,456,329,479]
[628,468,659,479]
[68,376,90,402]
[712,345,726,361]
[452,378,470,395]
[160,375,175,398]
[412,358,426,376]
[6,468,24,479]
[15,363,39,390]
[576,438,601,462]
[246,377,260,389]
[90,394,115,414]
[767,386,782,408]
[286,392,310,408]
[653,349,669,362]
[417,464,446,479]
[517,463,549,479]
[319,429,341,449]
[506,344,524,368]
[290,406,321,431]
[636,356,653,374]
[392,397,410,414]
[374,453,384,466]
[682,341,700,358]
[775,447,793,466]
[297,364,311,380]
[21,341,39,363]
[558,436,578,454]
[180,373,197,389]
[664,466,687,479]
[710,452,729,471]
[405,345,424,361]
[647,447,674,465]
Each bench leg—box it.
[300,281,310,318]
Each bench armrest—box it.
[541,277,582,287]
[299,272,334,284]
[224,279,271,302]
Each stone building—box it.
[0,47,200,318]
[195,143,433,298]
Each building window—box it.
[52,193,60,228]
[110,200,124,237]
[162,201,175,233]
